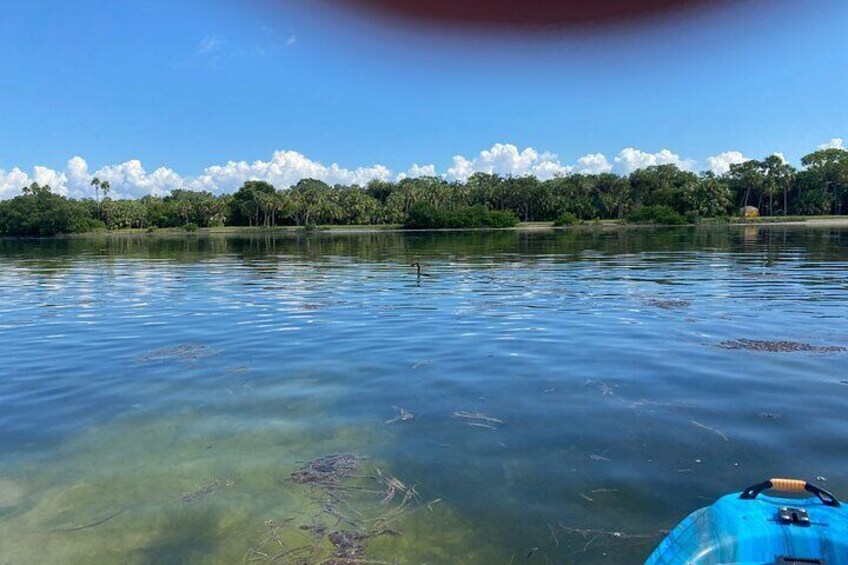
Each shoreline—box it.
[4,216,848,240]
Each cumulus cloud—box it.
[706,151,750,175]
[33,167,69,196]
[189,151,392,193]
[2,137,843,200]
[613,148,693,174]
[575,153,612,174]
[97,160,185,198]
[818,138,845,150]
[0,151,394,200]
[396,163,437,181]
[447,143,571,181]
[0,167,31,199]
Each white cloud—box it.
[575,153,612,174]
[446,156,473,182]
[97,160,185,199]
[446,143,571,181]
[0,151,392,200]
[818,138,845,150]
[5,139,843,201]
[706,151,750,175]
[396,163,437,181]
[65,156,90,197]
[0,167,31,199]
[286,35,297,46]
[33,166,68,196]
[613,148,693,174]
[188,150,392,193]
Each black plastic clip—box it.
[778,507,811,527]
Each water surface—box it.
[1,227,847,563]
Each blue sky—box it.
[1,0,846,198]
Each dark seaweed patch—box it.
[245,454,423,564]
[718,339,847,353]
[135,343,221,363]
[645,299,691,310]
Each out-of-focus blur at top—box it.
[320,0,735,29]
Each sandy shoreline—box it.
[7,216,847,239]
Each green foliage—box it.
[630,165,699,214]
[289,179,335,226]
[680,175,732,218]
[165,189,226,228]
[627,205,688,225]
[231,181,289,227]
[793,189,832,215]
[0,183,88,236]
[102,198,147,229]
[486,209,520,228]
[184,222,199,232]
[552,212,580,227]
[1,145,847,236]
[70,216,107,233]
[404,204,518,229]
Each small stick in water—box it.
[385,407,414,424]
[547,522,560,547]
[452,411,504,425]
[467,422,497,430]
[691,420,730,442]
[51,506,131,533]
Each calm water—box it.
[1,227,847,564]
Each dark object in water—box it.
[135,343,220,363]
[329,529,371,561]
[646,478,848,564]
[645,299,691,310]
[328,528,398,561]
[718,339,847,353]
[410,262,431,277]
[247,454,416,563]
[290,453,361,488]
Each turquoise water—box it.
[0,227,847,564]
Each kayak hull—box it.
[646,491,848,564]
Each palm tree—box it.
[91,177,101,203]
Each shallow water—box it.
[1,227,847,564]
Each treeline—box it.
[1,147,846,236]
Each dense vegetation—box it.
[404,203,518,229]
[1,147,846,236]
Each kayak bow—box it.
[646,478,848,564]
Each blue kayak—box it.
[646,478,848,564]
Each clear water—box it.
[1,227,847,564]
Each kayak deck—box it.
[647,480,848,564]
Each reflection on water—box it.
[1,227,847,563]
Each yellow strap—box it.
[770,478,807,493]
